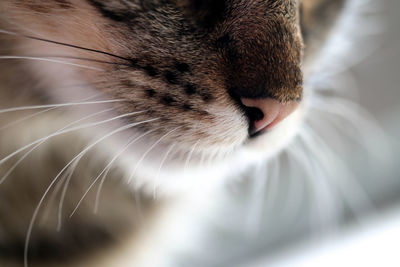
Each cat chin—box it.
[117,106,305,196]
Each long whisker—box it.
[206,148,219,167]
[308,97,391,165]
[0,92,105,131]
[0,99,126,114]
[39,170,69,226]
[293,130,345,231]
[127,126,182,184]
[245,163,268,238]
[184,140,200,177]
[71,129,156,217]
[0,107,56,130]
[24,118,159,267]
[199,150,206,168]
[0,110,144,166]
[60,158,96,223]
[9,54,132,67]
[49,81,108,90]
[57,158,82,231]
[40,94,104,223]
[0,29,131,62]
[94,130,166,213]
[93,164,117,214]
[265,157,281,211]
[0,108,115,184]
[153,143,176,198]
[301,125,374,219]
[0,56,105,71]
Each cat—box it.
[0,0,381,266]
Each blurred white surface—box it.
[247,206,400,267]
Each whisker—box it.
[293,129,345,231]
[41,98,105,223]
[184,140,200,177]
[153,143,176,198]
[0,107,56,130]
[199,150,206,168]
[308,97,391,166]
[0,110,144,166]
[0,56,105,71]
[287,142,329,230]
[134,192,144,225]
[39,170,69,226]
[245,163,268,238]
[301,125,374,219]
[0,108,114,184]
[70,129,156,217]
[0,92,105,131]
[128,126,182,184]
[0,99,126,114]
[206,148,219,167]
[24,118,159,267]
[0,29,131,62]
[10,54,132,67]
[94,128,166,213]
[265,157,281,210]
[57,156,84,231]
[93,164,114,214]
[49,81,108,90]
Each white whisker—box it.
[262,157,280,214]
[24,117,159,267]
[0,99,126,114]
[0,110,145,167]
[293,132,341,232]
[302,125,375,220]
[128,126,182,184]
[57,156,84,231]
[0,29,131,62]
[153,143,176,198]
[0,56,105,71]
[0,92,105,131]
[134,192,144,225]
[70,129,156,217]
[184,140,200,177]
[245,163,268,239]
[0,107,56,130]
[39,170,69,227]
[309,97,391,165]
[93,164,114,214]
[199,150,206,168]
[206,148,219,167]
[0,108,114,184]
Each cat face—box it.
[0,0,345,188]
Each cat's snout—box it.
[241,98,299,135]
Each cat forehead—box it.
[83,0,303,45]
[14,0,339,23]
[12,0,304,34]
[87,0,300,17]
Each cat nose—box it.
[241,98,299,134]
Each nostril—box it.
[243,106,264,133]
[241,97,299,135]
[245,106,264,122]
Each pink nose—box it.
[241,98,299,133]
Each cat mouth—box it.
[241,98,299,138]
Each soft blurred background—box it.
[170,0,400,266]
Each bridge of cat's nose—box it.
[241,97,299,134]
